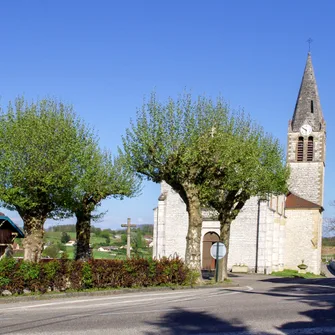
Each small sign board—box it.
[210,242,226,260]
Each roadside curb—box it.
[0,281,240,304]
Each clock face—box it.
[300,124,312,136]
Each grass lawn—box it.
[41,246,152,260]
[271,269,324,279]
[44,231,113,246]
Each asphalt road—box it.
[1,274,335,335]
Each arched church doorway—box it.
[202,232,219,270]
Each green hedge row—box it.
[0,256,192,294]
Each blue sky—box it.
[1,1,335,233]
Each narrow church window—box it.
[297,137,304,161]
[307,136,314,161]
[311,100,314,113]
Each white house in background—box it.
[65,240,76,247]
[153,53,325,275]
[98,246,110,252]
[98,246,119,252]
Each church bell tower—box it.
[287,53,326,205]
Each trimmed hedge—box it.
[0,256,191,294]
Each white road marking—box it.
[0,286,254,312]
[0,290,197,311]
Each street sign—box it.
[210,242,226,260]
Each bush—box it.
[43,244,60,258]
[0,256,190,295]
[61,232,71,244]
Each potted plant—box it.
[297,260,308,274]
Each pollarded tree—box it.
[122,92,231,276]
[70,147,141,261]
[199,115,289,280]
[0,97,90,262]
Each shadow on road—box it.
[261,277,335,333]
[228,276,335,334]
[145,307,252,335]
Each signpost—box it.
[121,218,136,258]
[210,242,226,282]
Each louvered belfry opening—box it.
[297,137,304,161]
[307,136,314,161]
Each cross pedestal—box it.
[121,218,137,258]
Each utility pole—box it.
[121,218,137,258]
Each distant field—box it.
[13,229,152,260]
[63,246,129,260]
[45,231,110,246]
[44,231,152,260]
[321,246,335,255]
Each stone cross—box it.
[121,218,137,258]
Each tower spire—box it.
[291,53,324,132]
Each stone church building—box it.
[153,53,325,275]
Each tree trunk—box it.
[218,215,232,282]
[22,216,46,262]
[75,210,92,261]
[183,187,203,281]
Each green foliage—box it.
[271,269,324,279]
[66,134,141,260]
[100,231,111,245]
[137,224,153,235]
[47,224,76,233]
[43,260,60,280]
[0,97,89,215]
[91,226,102,236]
[61,232,71,244]
[0,97,98,262]
[81,262,93,288]
[199,108,289,219]
[323,237,335,246]
[121,233,127,245]
[0,257,190,294]
[19,262,40,281]
[131,229,145,255]
[184,270,201,286]
[122,92,225,187]
[122,92,288,273]
[43,243,61,258]
[0,258,17,287]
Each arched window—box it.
[307,136,314,161]
[297,137,304,161]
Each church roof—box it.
[285,192,323,211]
[291,53,324,132]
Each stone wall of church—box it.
[201,197,259,271]
[287,129,325,206]
[226,197,259,270]
[153,183,288,274]
[153,181,188,260]
[288,162,324,205]
[284,208,322,274]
